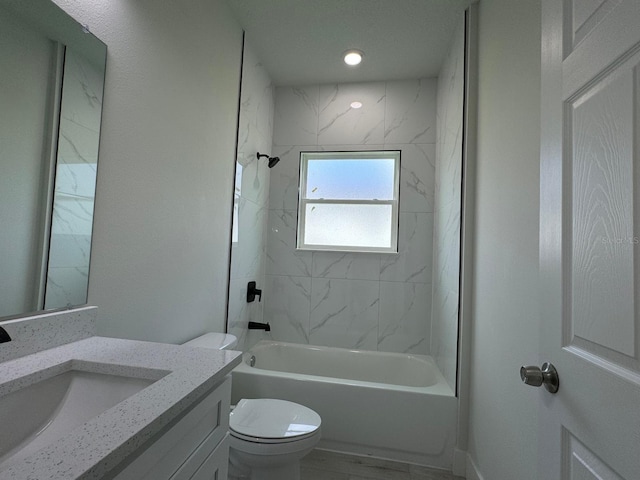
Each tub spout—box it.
[248,321,270,332]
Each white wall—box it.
[52,0,243,343]
[263,79,438,354]
[466,0,541,479]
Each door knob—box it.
[520,362,559,393]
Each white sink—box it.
[0,369,156,470]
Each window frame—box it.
[296,150,401,253]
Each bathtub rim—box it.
[235,340,455,397]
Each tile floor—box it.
[300,449,465,480]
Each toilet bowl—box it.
[183,333,322,480]
[228,398,321,480]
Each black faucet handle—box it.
[0,326,11,343]
[247,281,263,302]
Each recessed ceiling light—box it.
[350,101,363,109]
[344,50,363,66]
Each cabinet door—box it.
[114,376,231,480]
[187,436,230,480]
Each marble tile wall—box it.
[263,78,437,354]
[227,41,275,351]
[431,17,465,390]
[45,49,103,309]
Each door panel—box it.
[563,0,640,98]
[567,55,637,362]
[563,429,625,480]
[566,0,622,53]
[540,0,640,479]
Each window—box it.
[297,151,400,253]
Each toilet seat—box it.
[230,428,318,444]
[230,399,321,444]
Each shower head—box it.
[256,152,280,169]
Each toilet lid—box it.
[229,399,321,442]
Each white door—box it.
[539,0,640,479]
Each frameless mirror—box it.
[0,0,106,319]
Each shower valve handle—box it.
[247,281,262,302]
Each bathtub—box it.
[230,340,457,468]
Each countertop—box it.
[0,336,241,479]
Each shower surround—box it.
[264,78,438,355]
[229,35,465,386]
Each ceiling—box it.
[226,0,474,87]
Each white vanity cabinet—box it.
[113,376,232,480]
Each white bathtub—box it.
[230,340,457,468]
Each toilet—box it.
[183,333,321,480]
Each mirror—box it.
[0,0,106,319]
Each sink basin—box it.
[0,368,157,470]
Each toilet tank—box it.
[183,332,238,350]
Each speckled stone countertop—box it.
[0,336,241,480]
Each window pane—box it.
[306,158,395,200]
[304,203,393,249]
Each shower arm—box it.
[256,152,280,168]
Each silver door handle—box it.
[520,362,559,393]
